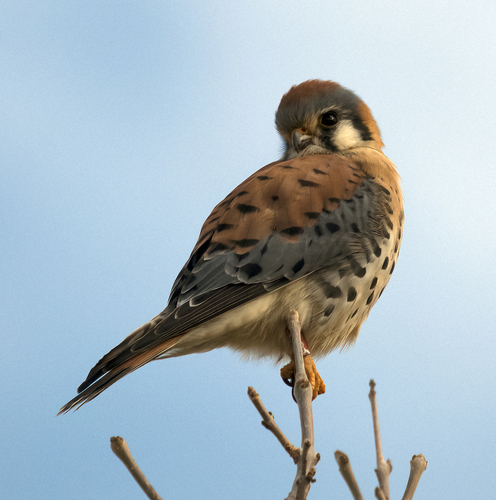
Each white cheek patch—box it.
[333,120,363,150]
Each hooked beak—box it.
[291,128,313,153]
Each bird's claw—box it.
[280,355,326,400]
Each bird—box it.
[59,79,403,414]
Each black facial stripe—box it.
[351,115,373,142]
[321,135,339,152]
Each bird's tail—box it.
[58,315,181,414]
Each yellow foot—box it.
[280,355,326,400]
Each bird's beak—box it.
[291,128,313,152]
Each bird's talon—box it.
[282,377,294,387]
[280,355,326,400]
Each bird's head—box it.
[275,80,384,161]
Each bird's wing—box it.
[60,153,382,413]
[169,154,369,299]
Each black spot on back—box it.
[218,199,232,208]
[241,263,263,279]
[292,258,305,274]
[257,175,272,181]
[233,239,260,248]
[314,225,323,237]
[298,179,320,188]
[326,222,340,233]
[347,287,357,302]
[210,242,229,253]
[304,212,320,219]
[366,292,374,305]
[351,223,360,233]
[281,226,304,236]
[370,277,378,289]
[382,257,389,270]
[313,168,327,175]
[236,203,258,214]
[217,223,234,232]
[271,195,279,202]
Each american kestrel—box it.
[60,80,403,413]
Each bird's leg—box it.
[280,331,326,400]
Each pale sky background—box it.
[2,1,496,499]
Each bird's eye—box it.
[321,111,339,127]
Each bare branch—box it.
[110,436,163,500]
[334,450,364,500]
[401,454,428,500]
[335,380,427,499]
[375,486,387,500]
[285,309,320,500]
[247,386,300,462]
[369,379,392,500]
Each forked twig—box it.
[369,380,392,500]
[337,380,427,499]
[110,436,163,500]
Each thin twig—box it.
[369,380,392,500]
[334,450,364,500]
[286,310,320,500]
[110,436,163,500]
[247,386,300,462]
[401,454,427,500]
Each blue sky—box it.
[2,1,496,498]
